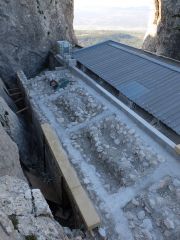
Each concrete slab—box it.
[71,186,101,230]
[72,186,101,230]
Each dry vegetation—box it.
[75,30,145,48]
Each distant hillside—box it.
[74,5,152,31]
[75,30,145,49]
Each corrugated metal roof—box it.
[73,40,180,135]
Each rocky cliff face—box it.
[0,90,82,240]
[143,0,180,61]
[0,176,72,240]
[0,0,76,85]
[0,123,24,179]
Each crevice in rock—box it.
[30,190,36,216]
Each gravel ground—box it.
[70,115,163,193]
[124,176,180,240]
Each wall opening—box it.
[74,0,154,48]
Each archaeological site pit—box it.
[1,39,179,239]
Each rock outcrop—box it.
[0,175,70,240]
[143,0,180,61]
[0,123,24,179]
[0,96,29,164]
[0,0,76,85]
[0,93,81,240]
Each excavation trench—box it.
[9,78,84,231]
[11,70,101,240]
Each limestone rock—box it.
[0,96,29,164]
[0,123,24,179]
[18,215,67,240]
[0,210,14,236]
[143,0,180,60]
[0,176,31,215]
[0,0,76,85]
[137,211,145,220]
[0,78,16,109]
[141,218,153,231]
[0,175,70,240]
[32,189,52,217]
[164,218,175,229]
[0,224,24,240]
[0,97,21,139]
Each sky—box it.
[75,0,153,10]
[74,0,154,31]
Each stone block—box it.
[175,144,180,155]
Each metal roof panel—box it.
[74,41,180,134]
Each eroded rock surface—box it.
[0,0,76,85]
[0,123,24,179]
[0,93,84,240]
[0,176,70,240]
[143,0,180,60]
[0,96,29,164]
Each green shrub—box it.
[25,235,37,240]
[8,215,18,230]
